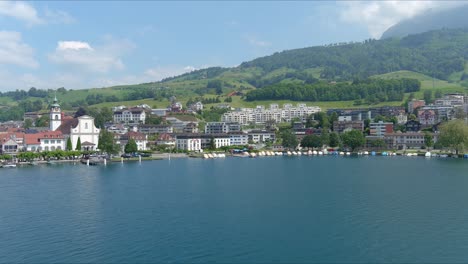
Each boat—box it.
[1,163,17,168]
[425,152,431,157]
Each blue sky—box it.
[0,1,461,91]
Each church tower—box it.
[49,94,62,131]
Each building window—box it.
[44,140,49,144]
[55,115,59,120]
[85,122,89,129]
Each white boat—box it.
[307,150,312,155]
[287,151,292,156]
[1,163,16,168]
[203,154,209,159]
[313,150,318,155]
[346,152,351,156]
[249,152,257,158]
[318,151,323,155]
[339,152,345,156]
[364,151,369,155]
[297,151,302,156]
[425,152,431,157]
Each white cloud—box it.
[0,31,38,68]
[49,38,134,73]
[340,1,465,38]
[57,41,93,51]
[246,35,271,47]
[0,1,75,26]
[0,1,42,25]
[44,7,75,24]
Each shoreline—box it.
[3,151,467,168]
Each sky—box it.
[0,0,464,92]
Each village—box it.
[1,92,468,165]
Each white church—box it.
[51,96,101,151]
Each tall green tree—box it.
[301,134,322,149]
[281,129,298,150]
[329,132,340,148]
[320,129,330,146]
[98,130,118,154]
[124,138,138,153]
[437,120,468,155]
[342,130,366,152]
[424,132,434,149]
[66,138,73,151]
[75,137,81,151]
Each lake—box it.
[1,156,468,262]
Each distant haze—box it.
[382,4,468,39]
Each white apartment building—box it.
[176,136,202,151]
[229,132,249,146]
[222,104,321,125]
[113,108,146,125]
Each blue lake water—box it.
[1,156,468,262]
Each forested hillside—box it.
[240,28,468,81]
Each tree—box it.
[437,120,468,155]
[281,129,298,149]
[313,112,329,128]
[301,134,322,149]
[329,132,340,148]
[370,139,387,149]
[24,119,32,129]
[424,132,434,149]
[209,136,216,150]
[424,90,433,104]
[341,130,366,152]
[74,107,87,118]
[35,115,49,127]
[66,138,73,151]
[125,138,138,153]
[146,114,163,125]
[98,130,118,154]
[75,137,81,151]
[320,129,330,147]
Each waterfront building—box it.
[175,135,202,152]
[384,132,438,150]
[228,132,249,146]
[23,131,65,152]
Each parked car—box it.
[121,153,131,158]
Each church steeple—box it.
[50,93,62,131]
